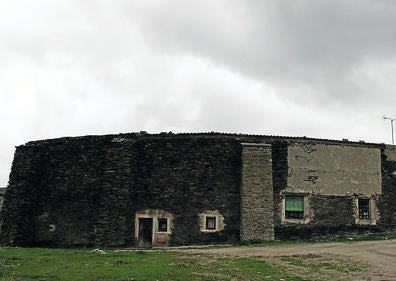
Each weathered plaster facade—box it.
[1,133,395,247]
[287,143,382,196]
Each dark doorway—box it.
[138,218,153,247]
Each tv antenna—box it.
[383,115,396,144]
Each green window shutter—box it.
[285,196,304,211]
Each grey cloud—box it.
[134,0,396,103]
[1,0,395,185]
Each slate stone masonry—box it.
[1,132,395,247]
[1,134,243,247]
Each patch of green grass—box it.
[280,256,307,267]
[0,248,303,281]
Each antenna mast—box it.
[383,115,396,145]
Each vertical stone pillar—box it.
[241,143,274,241]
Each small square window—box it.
[157,218,168,232]
[205,216,216,230]
[358,199,370,220]
[285,196,304,219]
[199,211,224,233]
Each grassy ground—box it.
[3,233,393,281]
[0,247,304,281]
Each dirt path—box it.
[180,239,396,280]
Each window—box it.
[285,196,304,219]
[157,218,168,232]
[199,211,224,233]
[358,199,370,220]
[205,216,216,230]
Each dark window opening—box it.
[206,216,216,230]
[358,199,370,220]
[158,218,168,232]
[285,196,304,219]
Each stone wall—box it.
[1,144,42,246]
[275,140,393,239]
[132,136,242,246]
[1,135,138,246]
[272,141,289,226]
[1,133,395,246]
[1,134,242,247]
[240,143,274,241]
[379,146,396,228]
[0,188,6,210]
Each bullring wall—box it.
[132,136,242,246]
[1,134,242,246]
[1,135,137,246]
[1,133,396,246]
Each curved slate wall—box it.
[1,134,242,247]
[132,137,242,246]
[1,135,138,246]
[1,133,395,246]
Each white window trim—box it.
[199,210,225,233]
[155,217,171,234]
[135,209,173,246]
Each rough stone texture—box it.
[272,141,289,226]
[274,140,393,239]
[1,145,42,246]
[241,143,274,241]
[1,133,395,246]
[133,137,242,246]
[379,146,396,228]
[0,134,243,247]
[310,195,355,225]
[1,135,138,246]
[0,188,6,210]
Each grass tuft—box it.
[0,247,305,281]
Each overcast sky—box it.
[1,0,396,186]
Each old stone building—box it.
[1,132,395,247]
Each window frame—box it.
[358,198,371,220]
[205,216,217,230]
[157,217,169,233]
[355,197,377,225]
[285,195,305,220]
[199,211,225,233]
[282,193,310,224]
